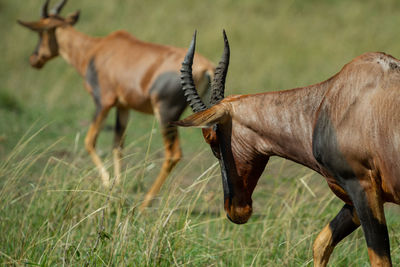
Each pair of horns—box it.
[181,30,230,113]
[41,0,68,18]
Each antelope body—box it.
[175,31,400,266]
[18,0,215,209]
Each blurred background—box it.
[1,0,400,266]
[3,0,400,155]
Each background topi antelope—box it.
[18,0,215,210]
[174,30,400,266]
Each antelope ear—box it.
[172,104,230,128]
[65,10,80,25]
[17,20,46,31]
[18,19,64,31]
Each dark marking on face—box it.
[209,125,221,159]
[30,29,59,69]
[29,34,44,68]
[216,125,234,202]
[86,57,102,119]
[149,72,187,130]
[312,108,391,260]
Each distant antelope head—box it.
[18,0,80,68]
[175,31,270,224]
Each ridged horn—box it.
[210,29,230,105]
[180,30,207,113]
[41,0,50,18]
[51,0,68,15]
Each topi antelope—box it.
[174,30,400,266]
[18,0,215,210]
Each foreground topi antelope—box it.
[174,31,400,266]
[18,0,215,210]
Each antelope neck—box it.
[229,82,332,173]
[55,26,99,75]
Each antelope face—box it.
[17,0,79,69]
[174,31,269,224]
[176,104,269,224]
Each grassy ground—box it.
[1,0,400,265]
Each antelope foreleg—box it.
[139,126,181,211]
[313,204,360,267]
[85,107,111,187]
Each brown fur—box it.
[178,51,400,266]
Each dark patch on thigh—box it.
[312,107,355,184]
[86,57,102,118]
[149,72,187,126]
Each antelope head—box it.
[17,0,79,68]
[174,31,270,224]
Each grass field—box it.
[1,0,400,266]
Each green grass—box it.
[1,0,400,266]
